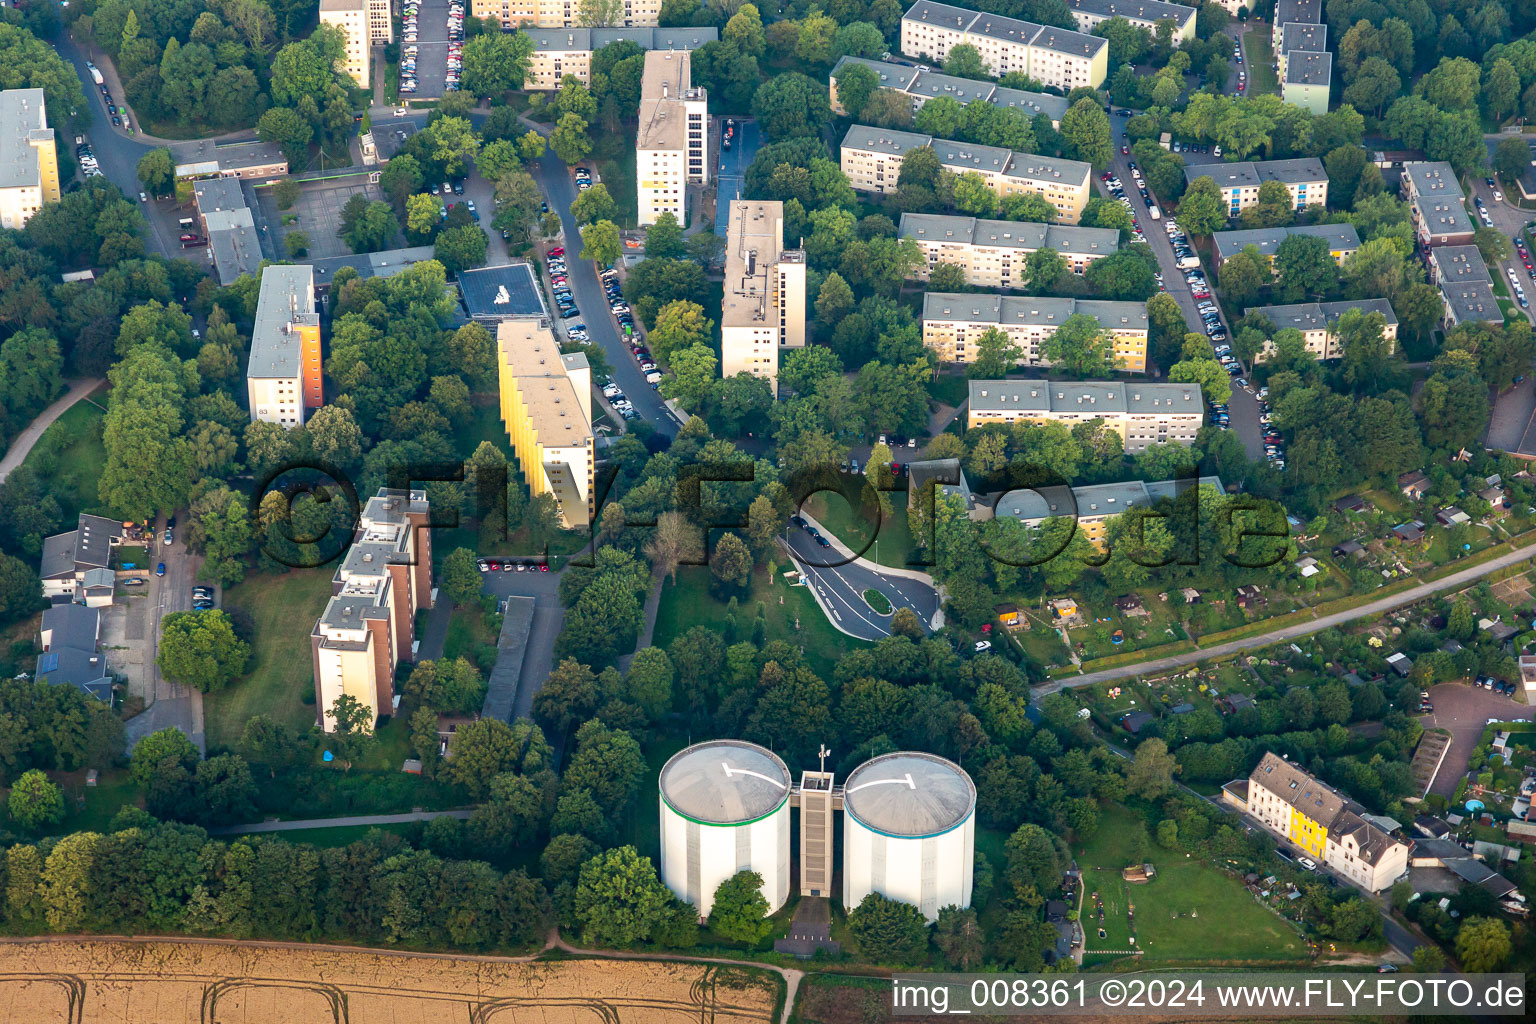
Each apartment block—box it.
[312,489,433,732]
[1245,298,1397,361]
[841,124,1091,223]
[497,320,595,528]
[1185,157,1327,217]
[1271,0,1323,49]
[720,200,805,394]
[830,55,1069,125]
[1428,245,1498,328]
[968,379,1202,452]
[992,475,1223,545]
[1065,0,1196,43]
[471,0,661,28]
[900,212,1118,285]
[523,27,716,89]
[922,292,1148,372]
[1401,161,1475,247]
[320,0,372,88]
[1277,22,1325,77]
[1211,223,1360,268]
[900,1,1109,91]
[1223,752,1409,892]
[247,265,322,427]
[0,89,59,230]
[637,50,707,227]
[1281,50,1332,115]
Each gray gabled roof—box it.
[40,530,78,580]
[1212,223,1360,261]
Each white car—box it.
[974,640,992,652]
[1494,190,1504,202]
[1298,857,1317,871]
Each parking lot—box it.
[1421,680,1532,797]
[257,179,383,260]
[714,117,760,235]
[400,0,460,99]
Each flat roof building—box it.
[900,212,1118,286]
[247,265,321,427]
[319,0,376,89]
[310,245,439,290]
[1401,161,1475,247]
[1272,0,1323,48]
[312,489,434,732]
[1211,223,1360,267]
[720,200,805,395]
[968,378,1202,452]
[1066,0,1196,43]
[458,263,548,322]
[523,27,717,89]
[1282,50,1332,116]
[0,89,59,230]
[194,177,262,285]
[1428,245,1498,327]
[1187,157,1328,217]
[496,320,594,528]
[636,50,707,227]
[1244,298,1397,361]
[171,138,288,180]
[841,124,1092,223]
[1278,22,1325,76]
[900,1,1109,91]
[922,292,1148,372]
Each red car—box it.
[179,233,199,242]
[1121,145,1129,155]
[549,247,565,256]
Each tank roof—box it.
[659,740,792,825]
[843,751,975,837]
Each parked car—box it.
[156,562,166,576]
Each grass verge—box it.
[1242,31,1279,96]
[16,398,107,523]
[207,570,337,750]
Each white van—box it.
[1177,254,1201,270]
[1147,205,1161,220]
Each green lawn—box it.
[1076,805,1308,966]
[206,570,337,750]
[651,565,865,680]
[804,492,922,571]
[1243,31,1279,96]
[16,398,107,524]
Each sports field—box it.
[1076,806,1308,966]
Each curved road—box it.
[1039,539,1536,692]
[0,378,102,485]
[780,513,940,641]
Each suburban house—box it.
[1222,751,1409,892]
[40,514,124,601]
[36,602,112,702]
[1398,470,1430,499]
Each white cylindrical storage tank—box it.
[659,740,792,920]
[842,751,975,923]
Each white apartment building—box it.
[720,200,806,394]
[900,212,1118,285]
[841,124,1092,223]
[1245,299,1397,361]
[320,0,373,88]
[1066,0,1196,43]
[968,379,1202,452]
[922,292,1148,372]
[900,0,1109,91]
[637,50,707,227]
[1185,157,1328,217]
[523,27,716,89]
[247,265,322,427]
[1223,752,1410,893]
[0,89,59,230]
[311,489,433,732]
[472,0,661,28]
[497,320,595,528]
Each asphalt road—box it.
[1038,535,1536,693]
[1466,165,1536,326]
[122,512,206,752]
[528,148,677,436]
[1109,113,1266,458]
[780,519,939,641]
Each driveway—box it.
[122,513,206,752]
[527,146,677,436]
[714,118,761,234]
[1420,680,1531,798]
[780,515,940,641]
[478,566,564,718]
[1113,118,1266,458]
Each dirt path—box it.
[0,378,102,485]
